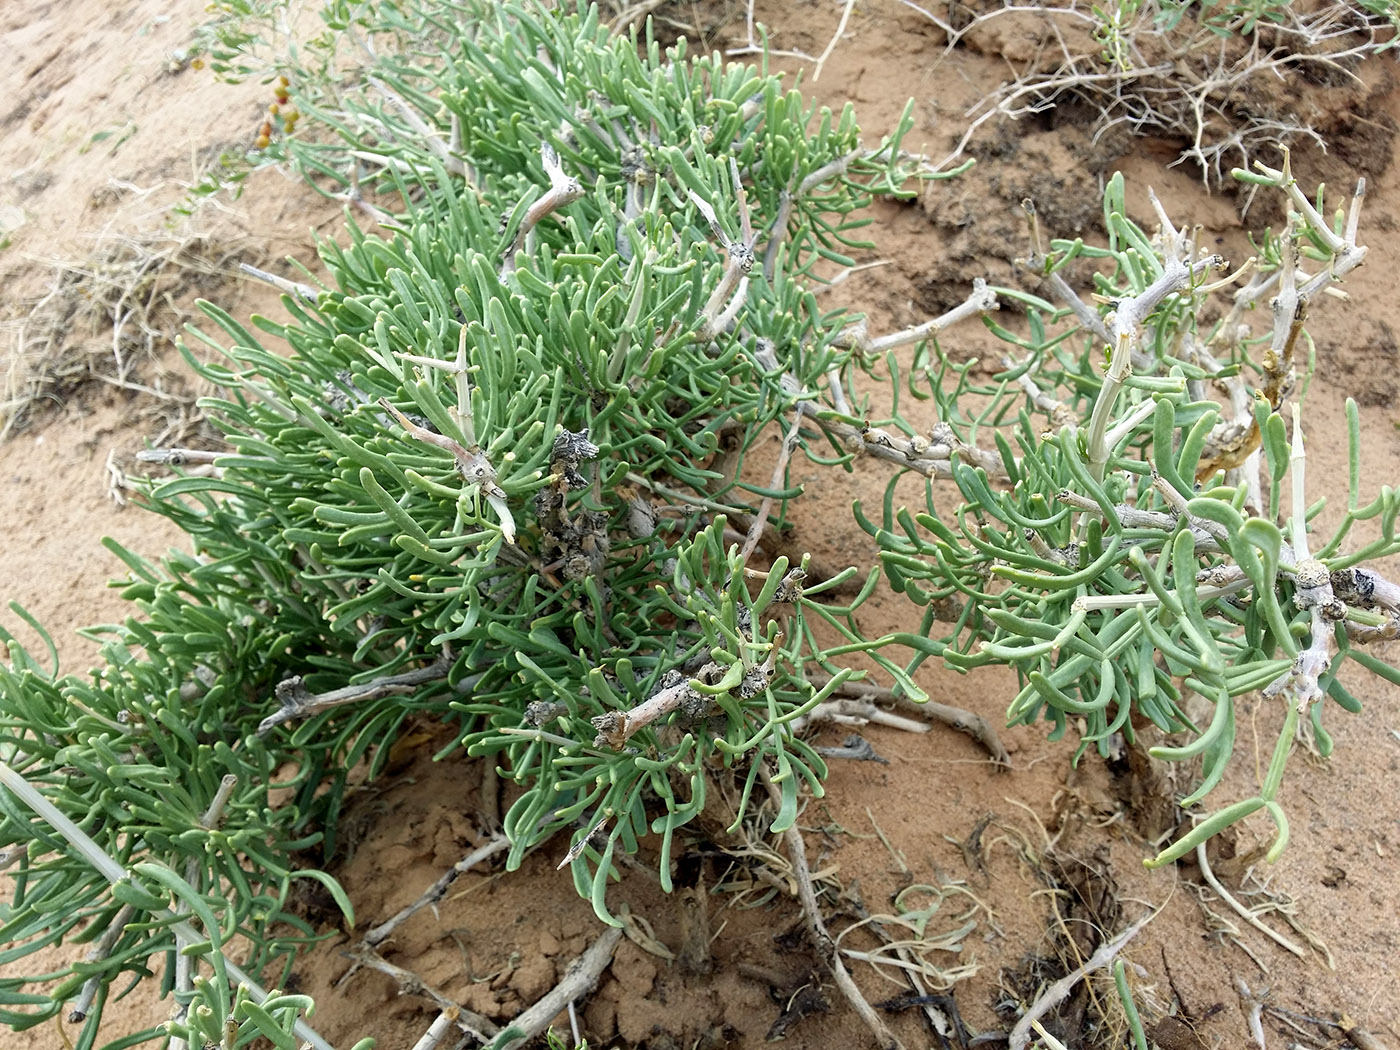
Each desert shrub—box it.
[0,3,939,1044]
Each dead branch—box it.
[364,836,510,947]
[740,404,807,561]
[761,765,905,1050]
[1008,911,1154,1050]
[812,0,857,82]
[491,926,626,1050]
[808,674,1010,766]
[792,697,929,737]
[258,652,453,735]
[345,944,500,1042]
[1342,1019,1393,1050]
[408,1010,464,1050]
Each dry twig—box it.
[364,836,510,947]
[812,0,857,83]
[258,652,455,735]
[345,944,500,1043]
[807,674,1010,765]
[1008,911,1155,1050]
[761,765,905,1050]
[491,926,626,1050]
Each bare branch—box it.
[1009,911,1155,1050]
[741,405,806,561]
[491,927,626,1050]
[364,836,510,947]
[807,674,1010,765]
[239,262,318,303]
[259,653,455,735]
[347,944,500,1043]
[761,765,905,1050]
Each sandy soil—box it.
[2,2,1398,1049]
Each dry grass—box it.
[898,0,1395,185]
[0,228,242,445]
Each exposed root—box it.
[1190,839,1334,970]
[1195,841,1305,960]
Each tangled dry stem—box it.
[760,764,906,1050]
[1,229,242,445]
[1009,907,1156,1050]
[899,0,1393,186]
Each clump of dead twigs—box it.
[898,0,1397,187]
[0,229,238,444]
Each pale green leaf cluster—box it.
[865,170,1399,865]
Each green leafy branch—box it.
[868,155,1395,866]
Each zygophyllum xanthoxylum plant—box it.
[0,2,960,1045]
[6,0,1395,1044]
